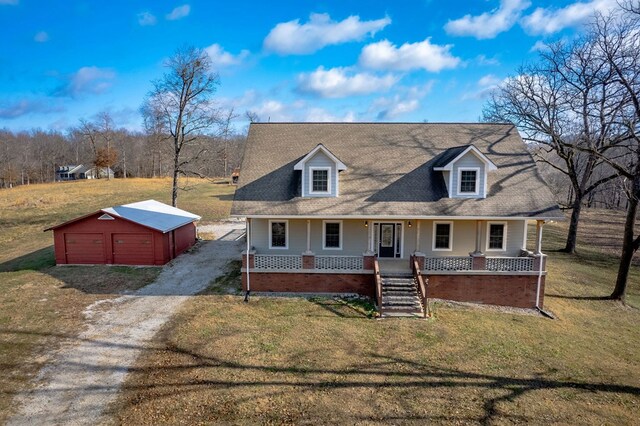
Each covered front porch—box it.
[242,218,548,275]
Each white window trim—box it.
[486,221,508,252]
[432,221,453,252]
[309,166,332,195]
[457,167,480,196]
[322,220,343,250]
[268,219,289,250]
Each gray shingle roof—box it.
[231,123,563,219]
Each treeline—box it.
[0,112,245,187]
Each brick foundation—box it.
[425,274,546,309]
[243,272,375,298]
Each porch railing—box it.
[486,257,534,272]
[315,255,364,271]
[423,256,473,271]
[254,254,302,270]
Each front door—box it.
[378,223,396,258]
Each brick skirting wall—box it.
[242,272,375,298]
[425,274,545,309]
[242,271,545,309]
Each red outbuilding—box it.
[46,200,201,266]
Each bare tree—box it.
[142,46,220,207]
[584,10,640,301]
[483,36,622,253]
[218,107,238,179]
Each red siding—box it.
[174,223,196,256]
[51,212,197,266]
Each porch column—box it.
[535,220,544,255]
[303,219,314,268]
[473,220,483,254]
[304,219,312,254]
[364,219,375,255]
[470,219,486,270]
[415,220,421,252]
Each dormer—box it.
[433,145,497,199]
[294,144,347,197]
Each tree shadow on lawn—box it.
[0,245,159,295]
[0,246,55,272]
[2,327,639,424]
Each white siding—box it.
[450,151,487,198]
[302,151,338,197]
[249,219,525,257]
[417,219,525,257]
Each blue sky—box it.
[0,0,619,132]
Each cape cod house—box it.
[231,123,563,316]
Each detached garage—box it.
[46,200,201,266]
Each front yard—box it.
[110,209,640,425]
[0,178,232,423]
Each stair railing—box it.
[374,259,383,312]
[412,256,429,318]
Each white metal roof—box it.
[102,199,201,233]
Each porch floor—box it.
[377,259,411,275]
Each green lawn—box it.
[0,178,234,423]
[111,209,640,425]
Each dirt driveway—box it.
[7,221,245,426]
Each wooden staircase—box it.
[380,274,424,317]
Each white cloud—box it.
[371,82,434,120]
[250,100,294,122]
[34,31,49,42]
[521,0,618,35]
[297,66,398,98]
[478,74,501,87]
[264,13,391,55]
[476,54,500,66]
[138,11,157,26]
[445,0,531,39]
[305,108,356,122]
[461,74,505,100]
[53,66,116,98]
[204,44,249,67]
[166,4,190,21]
[529,40,549,52]
[0,0,19,5]
[0,99,64,119]
[359,38,461,72]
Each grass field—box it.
[110,210,640,425]
[0,178,233,423]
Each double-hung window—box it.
[433,222,453,251]
[269,220,288,249]
[458,168,479,195]
[323,221,342,250]
[310,167,330,194]
[487,222,507,251]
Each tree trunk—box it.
[172,168,179,207]
[611,176,640,301]
[172,139,180,207]
[563,197,583,253]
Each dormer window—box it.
[433,145,498,199]
[458,168,479,195]
[310,167,330,194]
[294,144,347,198]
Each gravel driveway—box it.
[8,221,245,426]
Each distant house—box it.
[56,165,115,181]
[46,200,200,265]
[232,123,564,316]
